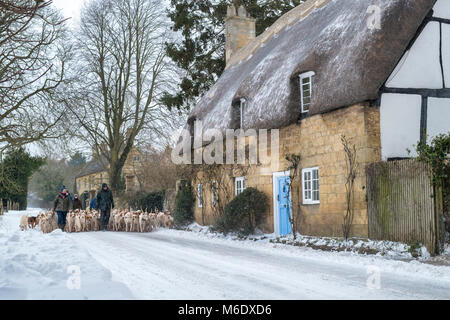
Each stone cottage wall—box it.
[192,103,381,238]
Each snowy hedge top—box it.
[186,0,435,133]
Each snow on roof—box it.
[186,0,436,133]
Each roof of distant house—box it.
[76,159,107,179]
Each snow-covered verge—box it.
[0,209,134,299]
[269,236,430,259]
[179,223,450,271]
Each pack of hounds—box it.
[19,209,174,233]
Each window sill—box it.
[302,201,320,206]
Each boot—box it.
[60,224,65,232]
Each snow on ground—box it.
[185,223,426,259]
[0,209,133,299]
[1,209,450,300]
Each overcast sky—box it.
[52,0,86,27]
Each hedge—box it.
[213,187,268,236]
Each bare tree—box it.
[285,153,302,240]
[0,0,69,150]
[194,144,252,224]
[341,135,358,240]
[65,0,178,193]
[134,145,178,193]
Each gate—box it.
[366,159,443,254]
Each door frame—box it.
[272,171,291,237]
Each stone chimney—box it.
[225,5,255,66]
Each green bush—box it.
[173,181,194,225]
[214,187,268,236]
[138,190,165,212]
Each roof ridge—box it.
[225,0,332,69]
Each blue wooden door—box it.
[277,176,292,236]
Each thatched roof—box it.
[186,0,436,133]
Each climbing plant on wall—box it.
[413,132,450,238]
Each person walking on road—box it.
[53,187,72,231]
[81,191,90,210]
[96,183,114,231]
[89,196,97,211]
[73,194,82,211]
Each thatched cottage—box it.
[181,0,450,237]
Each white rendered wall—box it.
[380,94,422,160]
[427,98,450,143]
[433,0,450,19]
[386,22,443,89]
[443,23,450,88]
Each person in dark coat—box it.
[81,191,89,210]
[72,194,82,211]
[61,185,73,203]
[53,187,72,231]
[96,183,114,231]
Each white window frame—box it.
[133,155,140,163]
[302,167,319,205]
[239,98,246,129]
[299,71,315,113]
[235,176,246,196]
[197,184,203,208]
[211,180,217,207]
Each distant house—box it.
[180,0,450,237]
[75,146,144,198]
[75,159,107,198]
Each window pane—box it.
[302,77,310,85]
[313,191,319,201]
[313,180,319,191]
[313,169,319,179]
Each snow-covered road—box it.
[1,209,450,299]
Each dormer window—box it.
[187,117,196,147]
[233,98,247,129]
[299,71,315,113]
[239,98,246,129]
